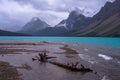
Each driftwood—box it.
[49,61,93,72]
[32,51,56,62]
[32,51,93,72]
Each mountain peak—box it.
[19,17,50,34]
[31,17,40,22]
[106,1,112,4]
[69,8,84,18]
[67,9,85,23]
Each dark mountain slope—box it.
[0,29,27,36]
[33,26,68,36]
[72,0,120,37]
[73,13,120,37]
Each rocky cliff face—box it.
[72,0,120,37]
[92,0,120,22]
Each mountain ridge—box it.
[12,0,120,37]
[71,0,120,37]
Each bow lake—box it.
[0,36,120,80]
[0,36,120,47]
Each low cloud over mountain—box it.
[0,0,114,31]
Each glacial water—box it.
[0,37,120,80]
[0,36,120,47]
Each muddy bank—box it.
[0,61,22,80]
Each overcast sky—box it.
[0,0,115,31]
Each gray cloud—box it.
[0,0,115,31]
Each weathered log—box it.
[46,57,57,59]
[49,61,93,72]
[32,52,93,72]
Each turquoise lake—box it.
[0,36,120,47]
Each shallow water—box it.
[0,42,97,80]
[0,41,120,80]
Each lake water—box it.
[0,37,120,80]
[0,36,120,47]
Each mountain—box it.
[17,0,120,37]
[38,10,91,36]
[55,10,91,31]
[36,10,91,36]
[18,17,69,36]
[0,29,27,36]
[73,14,120,37]
[32,20,68,36]
[17,8,96,36]
[19,17,50,35]
[71,0,120,37]
[66,10,91,30]
[92,0,120,22]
